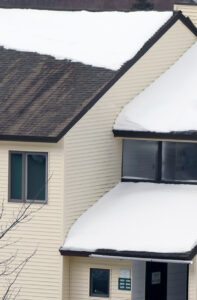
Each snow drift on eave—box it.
[63,182,197,254]
[114,40,197,132]
[0,9,172,70]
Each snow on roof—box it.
[114,40,197,132]
[0,9,172,70]
[63,182,197,254]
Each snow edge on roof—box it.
[0,11,196,143]
[60,246,197,261]
[0,9,173,70]
[60,181,197,261]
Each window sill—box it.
[121,177,197,185]
[8,198,47,204]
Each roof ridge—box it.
[55,11,197,142]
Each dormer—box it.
[114,38,197,186]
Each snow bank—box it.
[63,182,197,254]
[0,9,172,70]
[114,41,197,132]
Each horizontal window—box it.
[90,268,110,297]
[122,140,197,184]
[9,151,47,202]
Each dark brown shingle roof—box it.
[0,11,196,143]
[0,47,115,142]
[0,0,192,11]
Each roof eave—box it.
[0,134,58,143]
[113,129,197,141]
[60,246,197,261]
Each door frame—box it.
[145,262,167,300]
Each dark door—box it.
[145,262,167,300]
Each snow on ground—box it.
[63,182,197,254]
[114,41,197,132]
[0,9,172,70]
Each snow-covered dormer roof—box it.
[114,40,197,136]
[61,182,197,261]
[0,9,172,70]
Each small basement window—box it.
[9,151,47,202]
[90,268,110,297]
[122,140,197,184]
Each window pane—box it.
[27,154,46,200]
[122,140,158,180]
[10,153,22,200]
[162,142,197,182]
[90,269,109,297]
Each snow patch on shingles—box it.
[114,41,197,132]
[0,9,172,70]
[63,182,197,254]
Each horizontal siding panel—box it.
[69,258,132,300]
[63,20,197,299]
[0,141,64,300]
[174,4,197,26]
[188,256,197,300]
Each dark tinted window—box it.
[90,269,110,297]
[9,152,47,202]
[27,154,46,200]
[10,153,22,200]
[122,140,158,180]
[162,142,197,182]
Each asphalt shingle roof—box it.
[0,47,115,142]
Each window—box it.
[162,142,197,182]
[123,140,158,180]
[9,151,47,202]
[122,140,197,184]
[90,268,110,297]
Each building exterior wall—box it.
[132,261,188,300]
[0,140,64,300]
[167,263,188,300]
[0,14,195,300]
[63,20,197,299]
[63,19,196,236]
[69,259,189,300]
[69,257,132,300]
[174,4,197,26]
[132,261,146,300]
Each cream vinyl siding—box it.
[0,140,64,300]
[63,20,197,299]
[174,4,197,26]
[69,257,132,300]
[62,257,70,299]
[63,20,196,235]
[188,257,197,300]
